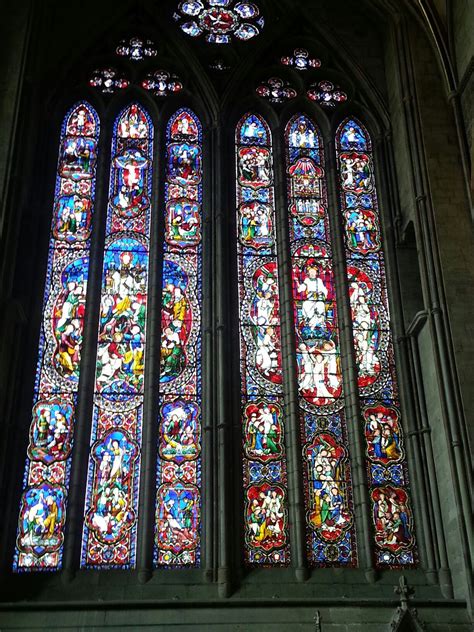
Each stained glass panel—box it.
[174,1,264,43]
[237,114,290,565]
[256,77,297,104]
[281,48,321,71]
[13,103,100,571]
[116,37,157,61]
[89,68,130,94]
[336,118,416,567]
[154,109,203,567]
[142,70,183,97]
[307,81,347,108]
[285,114,357,566]
[81,104,153,569]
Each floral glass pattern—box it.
[142,70,183,97]
[116,37,158,61]
[174,1,264,44]
[89,68,130,94]
[285,114,357,566]
[281,48,321,71]
[236,113,290,565]
[307,81,347,108]
[256,77,297,104]
[81,104,154,569]
[154,109,203,567]
[13,103,100,571]
[336,118,416,567]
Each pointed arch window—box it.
[234,112,418,570]
[12,95,417,576]
[14,103,100,571]
[81,104,154,569]
[154,108,203,567]
[236,113,290,565]
[336,118,416,566]
[285,114,357,566]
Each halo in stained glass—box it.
[81,104,154,569]
[285,113,358,567]
[239,113,268,144]
[13,102,100,572]
[339,120,367,151]
[336,117,417,568]
[154,109,203,567]
[236,114,291,565]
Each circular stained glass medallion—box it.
[181,20,203,37]
[180,0,204,16]
[200,8,238,33]
[234,2,259,18]
[174,0,263,43]
[234,23,259,40]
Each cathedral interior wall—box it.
[0,1,471,629]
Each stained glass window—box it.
[256,77,297,104]
[13,76,419,577]
[307,81,347,108]
[285,114,357,566]
[89,68,130,94]
[81,104,154,569]
[236,113,290,565]
[142,71,183,97]
[116,37,158,61]
[154,109,203,567]
[13,103,100,571]
[174,1,264,44]
[281,48,321,71]
[336,118,416,567]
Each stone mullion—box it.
[214,120,232,597]
[201,121,215,583]
[136,106,162,582]
[396,17,473,567]
[373,131,437,581]
[62,107,111,578]
[274,125,308,582]
[325,136,374,579]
